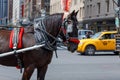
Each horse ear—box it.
[67,10,74,18]
[75,10,79,16]
[71,10,75,15]
[68,10,76,18]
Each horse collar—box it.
[34,19,57,51]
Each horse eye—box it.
[68,20,72,24]
[68,21,71,24]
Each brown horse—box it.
[0,10,79,80]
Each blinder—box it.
[66,20,73,33]
[61,18,79,44]
[63,18,73,33]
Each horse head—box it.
[62,10,79,52]
[33,11,79,52]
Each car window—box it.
[81,31,85,35]
[102,34,110,39]
[91,32,101,39]
[79,31,85,35]
[88,31,93,35]
[102,34,115,39]
[111,34,115,39]
[79,32,81,35]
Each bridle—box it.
[60,17,80,44]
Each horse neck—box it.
[24,26,34,33]
[44,14,63,37]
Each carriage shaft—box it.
[0,44,45,57]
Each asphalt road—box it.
[0,50,120,80]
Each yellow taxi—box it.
[77,31,118,55]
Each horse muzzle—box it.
[64,37,80,53]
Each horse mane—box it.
[43,13,64,34]
[43,13,64,26]
[0,13,64,35]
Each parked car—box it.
[78,30,94,39]
[77,31,118,55]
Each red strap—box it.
[68,38,80,44]
[9,27,24,49]
[18,27,24,48]
[16,65,20,69]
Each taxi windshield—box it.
[91,32,101,39]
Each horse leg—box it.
[22,64,35,80]
[37,65,48,80]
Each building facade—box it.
[50,0,84,21]
[43,0,50,15]
[24,0,37,20]
[82,0,116,32]
[50,0,117,32]
[12,0,24,23]
[23,0,50,20]
[8,0,13,24]
[0,0,8,25]
[50,0,62,14]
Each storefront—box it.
[82,18,116,33]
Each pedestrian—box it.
[86,32,90,38]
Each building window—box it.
[90,5,92,17]
[90,0,92,2]
[83,7,84,17]
[74,0,77,5]
[87,5,89,17]
[97,3,100,14]
[106,0,109,12]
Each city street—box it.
[1,0,120,80]
[0,50,120,80]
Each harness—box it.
[34,19,57,51]
[10,26,24,73]
[34,17,60,58]
[10,27,24,49]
